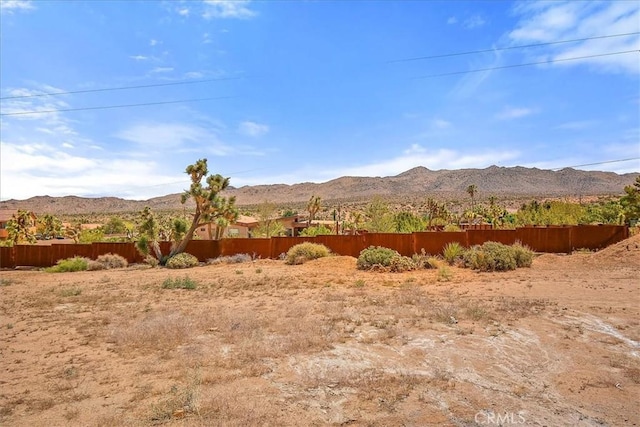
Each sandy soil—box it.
[1,236,639,427]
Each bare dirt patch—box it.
[1,241,638,426]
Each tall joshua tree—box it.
[170,158,238,257]
[307,195,322,227]
[466,184,478,213]
[136,159,238,263]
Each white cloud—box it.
[203,32,213,44]
[0,140,185,200]
[149,39,159,46]
[0,0,34,13]
[202,0,256,19]
[184,71,204,79]
[149,66,174,73]
[238,121,269,137]
[130,55,150,61]
[496,107,536,120]
[115,122,211,150]
[61,142,74,149]
[555,120,597,130]
[463,15,486,29]
[177,7,190,17]
[432,118,452,129]
[509,1,640,74]
[447,16,458,25]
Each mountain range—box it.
[1,166,637,214]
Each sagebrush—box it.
[285,242,330,265]
[166,253,199,269]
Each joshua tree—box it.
[6,210,37,244]
[37,214,62,239]
[136,159,238,263]
[307,195,322,227]
[620,176,640,224]
[466,184,478,212]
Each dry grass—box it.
[0,252,638,426]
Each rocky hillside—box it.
[1,166,637,214]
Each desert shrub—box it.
[411,250,438,269]
[144,255,160,267]
[46,256,89,273]
[357,246,399,270]
[285,242,330,265]
[512,241,534,268]
[389,255,416,272]
[96,253,128,269]
[443,242,465,265]
[443,224,462,232]
[207,253,253,265]
[463,241,517,272]
[86,260,106,271]
[162,276,197,290]
[165,253,199,269]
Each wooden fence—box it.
[0,225,628,269]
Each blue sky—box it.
[1,0,639,201]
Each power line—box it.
[0,96,236,116]
[551,157,640,171]
[0,76,242,100]
[414,50,639,78]
[389,31,640,63]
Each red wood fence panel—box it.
[413,232,468,255]
[516,227,572,253]
[0,246,16,268]
[467,229,517,247]
[570,225,628,251]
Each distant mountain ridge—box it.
[1,166,637,214]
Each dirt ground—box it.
[1,236,639,427]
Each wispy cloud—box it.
[509,1,640,74]
[432,118,452,129]
[238,121,269,137]
[463,15,486,29]
[149,39,159,46]
[149,66,174,73]
[130,55,150,61]
[496,107,536,120]
[555,120,597,130]
[447,16,458,25]
[0,0,34,13]
[177,7,189,17]
[202,0,256,19]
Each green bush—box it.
[96,253,128,269]
[389,255,416,272]
[46,256,89,273]
[357,246,399,270]
[512,241,534,268]
[443,242,465,265]
[162,276,197,290]
[463,241,517,272]
[285,242,330,265]
[165,253,199,269]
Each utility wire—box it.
[0,96,236,116]
[389,31,640,63]
[551,157,640,171]
[0,76,242,100]
[414,50,639,78]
